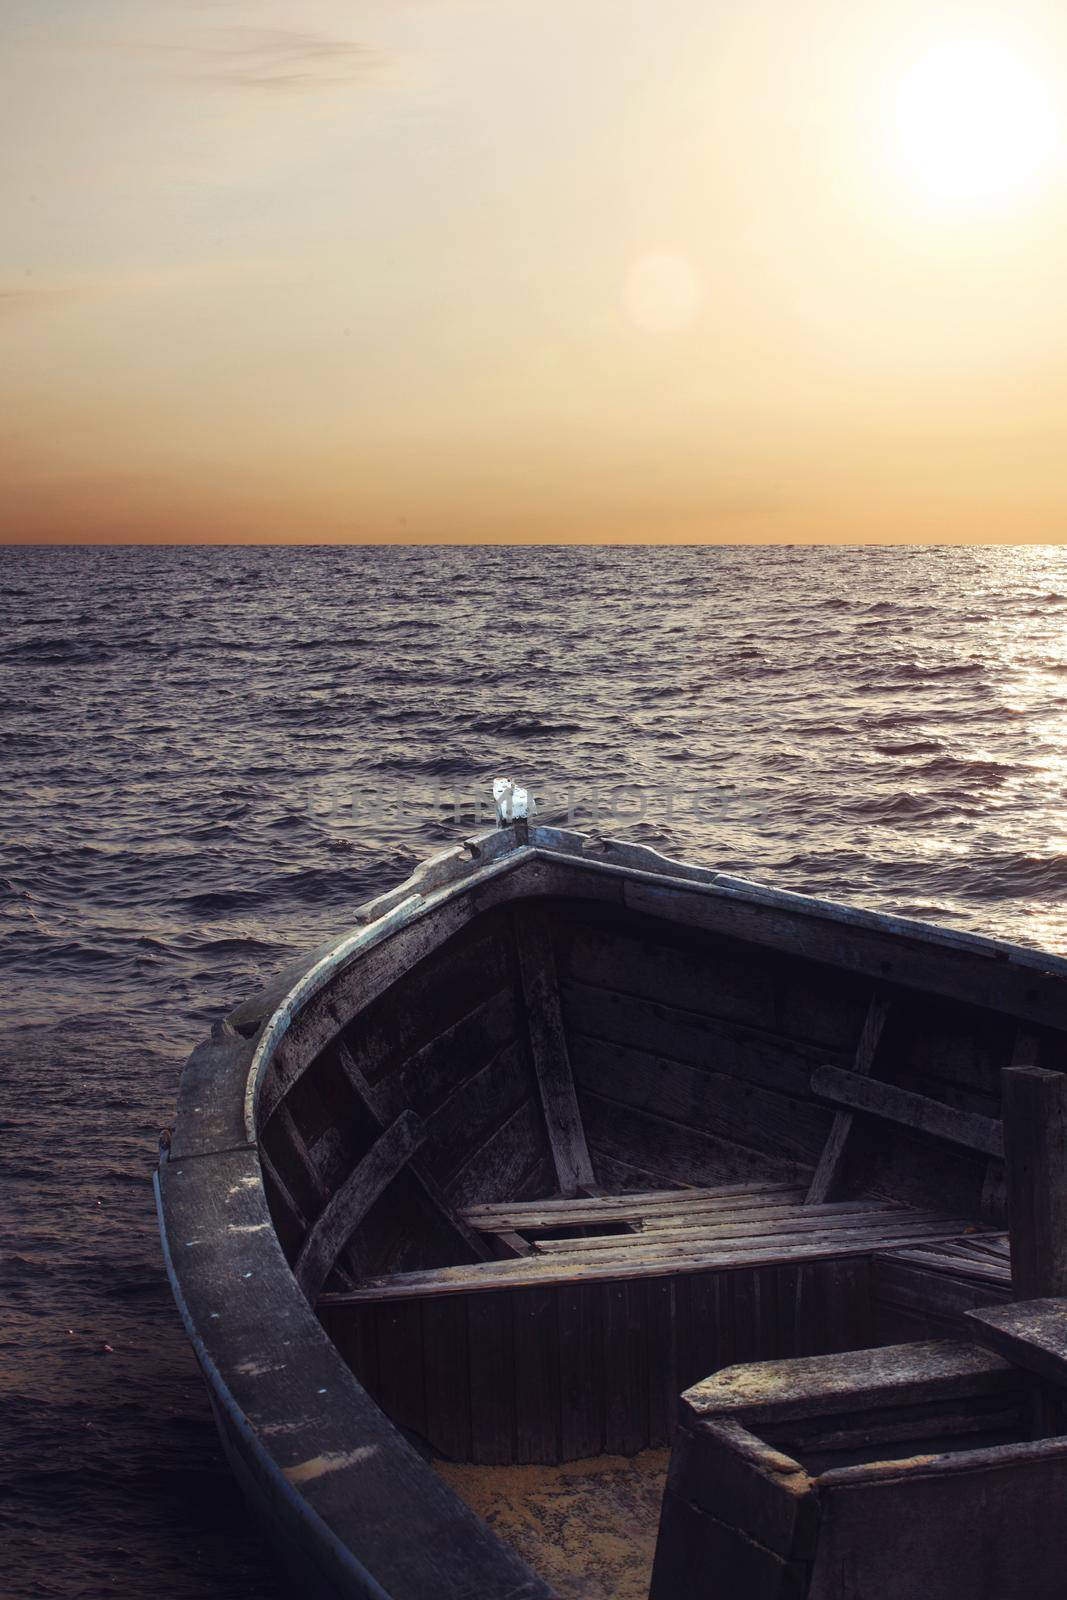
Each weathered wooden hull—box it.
[157,822,1067,1599]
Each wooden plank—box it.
[873,1258,1011,1336]
[333,1038,493,1262]
[770,1401,1029,1473]
[561,976,830,1100]
[652,1487,811,1600]
[806,995,890,1204]
[618,869,1067,1033]
[557,914,865,1054]
[558,1282,605,1459]
[486,1197,872,1245]
[258,1144,309,1232]
[473,1216,987,1285]
[671,1275,698,1393]
[754,1267,781,1361]
[258,1144,317,1269]
[604,1279,648,1455]
[532,1202,911,1254]
[514,1286,561,1462]
[349,980,519,1121]
[514,1151,555,1202]
[967,1298,1067,1389]
[463,1181,805,1232]
[875,993,1010,1109]
[647,1276,680,1445]
[687,1271,733,1387]
[1003,1065,1067,1299]
[732,1266,760,1361]
[808,1438,1067,1600]
[514,904,595,1193]
[579,1093,801,1188]
[295,1111,426,1301]
[588,1148,686,1193]
[419,1040,534,1186]
[284,1051,362,1161]
[665,1416,819,1560]
[258,891,501,1123]
[794,1257,873,1357]
[811,1065,1004,1157]
[880,1247,1010,1286]
[536,1210,973,1267]
[276,1101,331,1203]
[633,1197,896,1228]
[444,1095,547,1209]
[320,1217,988,1304]
[323,891,515,1082]
[914,1235,1011,1266]
[317,1302,380,1397]
[337,990,531,1244]
[775,1264,800,1355]
[467,1290,515,1465]
[423,1297,472,1461]
[682,1337,1015,1427]
[983,1024,1038,1225]
[269,1097,365,1287]
[569,1032,830,1166]
[373,1298,427,1439]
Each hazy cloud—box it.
[0,285,83,315]
[170,26,381,92]
[0,258,290,315]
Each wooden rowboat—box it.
[156,815,1067,1599]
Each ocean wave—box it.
[941,852,1067,899]
[175,889,270,914]
[871,739,944,755]
[469,714,584,736]
[840,790,962,819]
[0,634,113,663]
[915,754,1020,784]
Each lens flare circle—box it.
[623,252,703,333]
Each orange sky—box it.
[3,0,1067,544]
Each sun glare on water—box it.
[890,40,1062,211]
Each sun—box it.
[889,40,1062,211]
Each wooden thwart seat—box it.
[317,1176,990,1468]
[651,1338,1064,1600]
[463,1180,807,1234]
[318,1181,987,1306]
[968,1297,1067,1389]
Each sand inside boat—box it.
[434,1449,669,1600]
